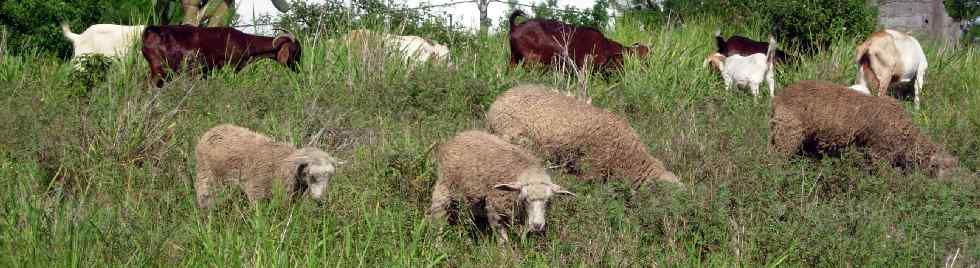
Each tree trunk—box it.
[181,0,202,26]
[477,0,491,35]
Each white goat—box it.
[61,23,145,65]
[852,29,928,108]
[393,35,452,67]
[716,35,777,99]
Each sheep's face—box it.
[494,181,574,233]
[928,151,959,178]
[290,148,345,202]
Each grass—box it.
[0,16,978,266]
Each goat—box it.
[715,35,778,99]
[61,23,145,68]
[341,29,453,67]
[715,30,792,64]
[508,10,648,74]
[140,25,301,87]
[853,29,928,109]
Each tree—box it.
[0,0,154,57]
[168,0,292,27]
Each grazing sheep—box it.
[769,80,958,177]
[429,130,574,242]
[194,124,343,209]
[486,85,682,190]
[718,35,778,99]
[853,29,928,109]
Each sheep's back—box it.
[196,124,295,179]
[776,80,919,156]
[437,130,540,210]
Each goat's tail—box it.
[61,22,80,43]
[714,29,725,53]
[853,38,872,65]
[508,10,527,32]
[766,34,777,65]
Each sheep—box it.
[486,85,682,191]
[853,29,928,109]
[61,23,145,68]
[194,124,343,209]
[769,80,958,177]
[717,35,778,99]
[428,130,574,242]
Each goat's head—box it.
[626,43,650,58]
[703,52,726,73]
[273,31,302,71]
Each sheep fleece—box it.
[769,80,947,169]
[486,85,679,187]
[433,130,548,222]
[195,124,301,204]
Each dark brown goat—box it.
[715,30,792,64]
[508,10,648,73]
[141,25,301,87]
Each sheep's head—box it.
[287,148,345,202]
[927,150,959,178]
[493,169,574,234]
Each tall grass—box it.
[0,17,977,266]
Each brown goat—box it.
[715,30,792,64]
[508,10,648,74]
[141,25,301,87]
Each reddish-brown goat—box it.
[715,31,792,64]
[141,25,301,87]
[508,10,648,74]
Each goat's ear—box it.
[276,42,293,64]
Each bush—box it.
[626,0,877,51]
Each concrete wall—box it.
[875,0,967,42]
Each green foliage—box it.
[67,54,113,96]
[622,0,877,51]
[529,0,611,29]
[0,0,154,57]
[274,0,471,46]
[945,0,980,20]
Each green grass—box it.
[0,17,978,266]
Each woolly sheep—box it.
[194,124,343,209]
[428,130,574,242]
[486,85,682,190]
[769,80,958,177]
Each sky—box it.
[233,0,602,33]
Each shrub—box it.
[624,0,877,51]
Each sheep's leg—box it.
[194,163,215,209]
[486,206,510,243]
[426,182,452,226]
[768,105,804,158]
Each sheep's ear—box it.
[551,185,576,197]
[493,183,523,192]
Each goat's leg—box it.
[766,68,776,99]
[914,66,926,109]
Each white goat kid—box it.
[852,29,928,108]
[61,23,145,67]
[718,35,777,99]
